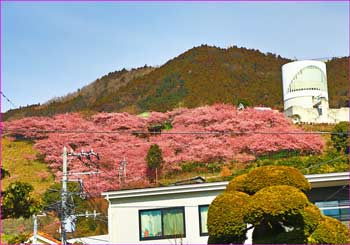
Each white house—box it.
[102,172,350,244]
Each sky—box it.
[1,1,349,112]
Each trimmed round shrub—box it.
[243,165,311,194]
[225,173,248,193]
[207,191,250,244]
[245,185,309,224]
[308,216,350,244]
[300,204,325,236]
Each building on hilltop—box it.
[282,60,349,124]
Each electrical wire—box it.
[2,128,349,136]
[304,155,347,170]
[0,91,17,108]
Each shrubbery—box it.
[331,121,349,154]
[308,216,350,244]
[242,165,311,194]
[207,191,249,244]
[207,166,350,244]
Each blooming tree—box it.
[3,104,324,194]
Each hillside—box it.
[3,104,326,194]
[3,66,155,120]
[3,45,349,120]
[326,57,350,108]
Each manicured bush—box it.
[225,173,248,193]
[209,167,349,244]
[243,165,311,194]
[308,216,350,244]
[299,204,324,236]
[207,191,249,244]
[244,185,309,225]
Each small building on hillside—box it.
[282,60,349,124]
[102,172,350,244]
[25,232,60,244]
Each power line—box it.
[304,155,346,170]
[0,91,17,108]
[2,128,349,136]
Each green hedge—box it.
[207,191,249,244]
[225,173,248,193]
[242,165,311,194]
[308,216,350,244]
[245,185,309,225]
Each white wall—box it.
[282,60,328,110]
[108,190,222,244]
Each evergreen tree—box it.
[146,144,163,182]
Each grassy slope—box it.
[1,138,56,243]
[1,138,108,243]
[2,138,54,196]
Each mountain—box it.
[3,45,349,120]
[326,57,349,108]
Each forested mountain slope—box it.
[3,45,348,120]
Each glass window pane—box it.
[199,206,208,234]
[140,210,162,238]
[163,208,184,236]
[339,200,350,221]
[315,201,339,219]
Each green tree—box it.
[207,166,350,244]
[2,181,41,219]
[146,144,163,182]
[331,122,349,154]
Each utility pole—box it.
[59,147,100,245]
[61,146,68,245]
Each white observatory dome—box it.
[282,60,328,110]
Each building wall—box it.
[105,174,350,244]
[328,108,350,123]
[108,190,222,244]
[282,60,328,110]
[284,106,350,124]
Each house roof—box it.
[67,234,109,244]
[102,172,350,200]
[26,231,61,244]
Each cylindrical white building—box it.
[282,60,329,110]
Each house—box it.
[102,172,350,244]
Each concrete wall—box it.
[284,106,350,124]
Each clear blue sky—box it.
[1,2,349,112]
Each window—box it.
[139,207,185,240]
[315,200,339,219]
[199,205,209,236]
[315,200,350,222]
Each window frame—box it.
[138,206,186,241]
[198,204,209,236]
